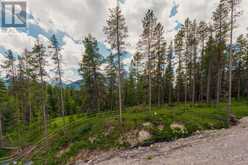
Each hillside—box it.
[1,101,248,164]
[83,117,248,165]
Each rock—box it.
[104,126,114,136]
[119,130,139,147]
[119,130,151,147]
[170,123,185,130]
[138,130,151,143]
[194,130,201,135]
[143,122,153,127]
[89,136,97,144]
[230,114,239,126]
[170,122,188,134]
[77,117,248,165]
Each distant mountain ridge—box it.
[66,80,81,90]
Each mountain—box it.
[66,80,81,90]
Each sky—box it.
[0,0,248,83]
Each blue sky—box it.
[0,0,247,82]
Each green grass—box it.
[2,100,248,164]
[0,149,10,160]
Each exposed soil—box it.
[76,117,248,165]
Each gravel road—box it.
[77,117,248,165]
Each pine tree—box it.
[227,0,242,125]
[32,39,49,139]
[106,52,117,111]
[153,23,166,106]
[50,34,66,127]
[79,34,104,113]
[165,42,174,105]
[23,49,35,124]
[1,50,22,142]
[138,9,157,110]
[16,55,28,125]
[132,52,145,105]
[198,21,208,102]
[235,35,248,97]
[125,60,137,106]
[191,20,198,104]
[212,0,230,104]
[104,6,128,122]
[175,29,185,102]
[0,79,7,147]
[205,25,216,104]
[182,18,192,104]
[1,50,17,93]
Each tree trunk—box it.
[28,86,32,125]
[216,68,222,104]
[177,51,182,103]
[184,82,187,105]
[116,8,123,123]
[216,4,223,105]
[169,83,172,105]
[147,29,152,111]
[227,0,234,125]
[55,48,66,127]
[148,58,152,111]
[192,43,197,104]
[237,77,241,100]
[200,40,205,102]
[158,80,161,106]
[0,112,3,148]
[207,61,212,104]
[38,49,48,141]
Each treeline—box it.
[81,0,247,115]
[0,36,82,146]
[0,0,247,146]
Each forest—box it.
[0,0,248,164]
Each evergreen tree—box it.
[50,34,66,126]
[198,21,208,101]
[165,42,174,105]
[104,6,128,122]
[212,0,230,104]
[23,49,35,124]
[1,50,17,93]
[0,79,7,147]
[138,9,157,111]
[31,39,49,139]
[175,29,185,102]
[132,52,146,105]
[235,35,248,97]
[182,18,192,104]
[125,60,137,106]
[106,52,117,111]
[205,25,217,104]
[227,0,242,125]
[191,20,198,104]
[79,34,104,113]
[153,23,166,106]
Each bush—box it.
[78,123,93,135]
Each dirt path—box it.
[77,117,248,165]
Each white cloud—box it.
[61,36,82,82]
[0,0,247,81]
[0,29,35,53]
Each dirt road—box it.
[77,117,248,165]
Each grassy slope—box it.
[2,100,248,164]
